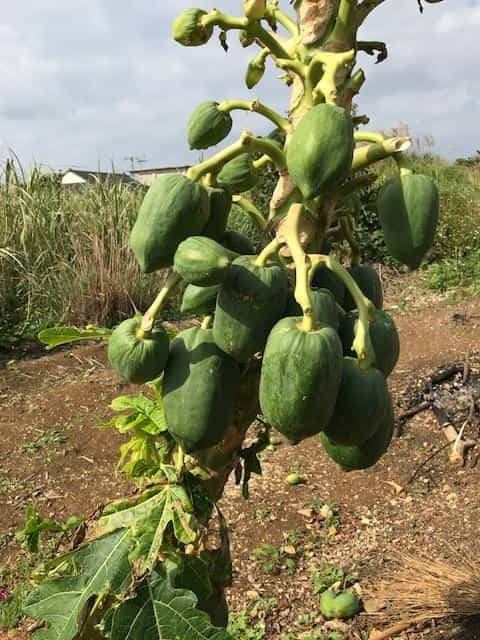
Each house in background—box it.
[130,165,191,186]
[61,169,137,187]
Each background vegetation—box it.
[1,154,479,345]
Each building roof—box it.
[130,165,191,175]
[62,169,137,184]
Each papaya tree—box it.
[26,0,442,637]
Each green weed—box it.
[251,543,296,574]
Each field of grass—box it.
[0,155,479,344]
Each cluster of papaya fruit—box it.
[108,97,439,474]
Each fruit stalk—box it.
[139,271,182,335]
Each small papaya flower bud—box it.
[245,58,266,89]
[172,8,213,47]
[243,0,267,20]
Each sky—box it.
[1,0,478,172]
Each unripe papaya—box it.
[203,187,232,240]
[173,9,213,47]
[312,265,346,306]
[343,265,383,311]
[339,309,400,377]
[163,327,240,452]
[324,357,389,446]
[108,317,169,385]
[187,102,233,150]
[217,154,258,193]
[260,317,343,442]
[181,284,220,316]
[285,288,339,330]
[213,256,288,362]
[320,589,361,620]
[320,394,394,471]
[377,173,439,270]
[286,104,354,200]
[174,236,237,287]
[221,230,255,255]
[130,174,209,272]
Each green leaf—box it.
[17,507,83,553]
[110,573,231,640]
[110,395,167,435]
[93,484,198,575]
[23,530,133,640]
[38,326,111,350]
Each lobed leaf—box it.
[23,530,134,640]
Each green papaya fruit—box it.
[339,309,400,377]
[343,265,383,311]
[181,284,220,316]
[320,394,395,471]
[260,317,343,442]
[312,265,346,306]
[108,317,169,385]
[320,589,361,620]
[217,154,258,193]
[163,327,240,452]
[213,256,288,362]
[173,9,213,47]
[377,173,439,269]
[263,127,286,151]
[174,236,238,286]
[239,29,255,47]
[221,230,255,255]
[286,104,354,200]
[285,288,339,330]
[130,174,210,272]
[203,187,232,240]
[324,357,389,446]
[187,102,233,150]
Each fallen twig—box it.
[397,400,431,423]
[369,618,426,640]
[407,441,452,484]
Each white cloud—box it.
[0,0,477,170]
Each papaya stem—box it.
[253,155,272,171]
[249,22,293,59]
[187,136,248,183]
[310,254,376,368]
[201,315,214,330]
[325,0,358,50]
[309,49,356,105]
[187,131,286,183]
[394,152,414,176]
[338,68,365,109]
[278,203,315,332]
[266,3,298,36]
[354,131,386,144]
[352,136,412,172]
[254,237,283,267]
[242,132,287,172]
[140,271,182,335]
[175,444,185,479]
[232,195,268,231]
[339,215,361,266]
[218,99,290,132]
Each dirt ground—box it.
[1,285,480,639]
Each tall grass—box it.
[0,160,160,338]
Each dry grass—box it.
[0,159,162,336]
[367,553,480,631]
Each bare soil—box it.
[2,288,480,639]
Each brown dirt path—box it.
[0,294,480,639]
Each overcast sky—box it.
[1,1,478,172]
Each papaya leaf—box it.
[110,573,231,640]
[17,506,83,553]
[38,326,111,350]
[93,484,198,575]
[110,395,167,435]
[23,530,134,640]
